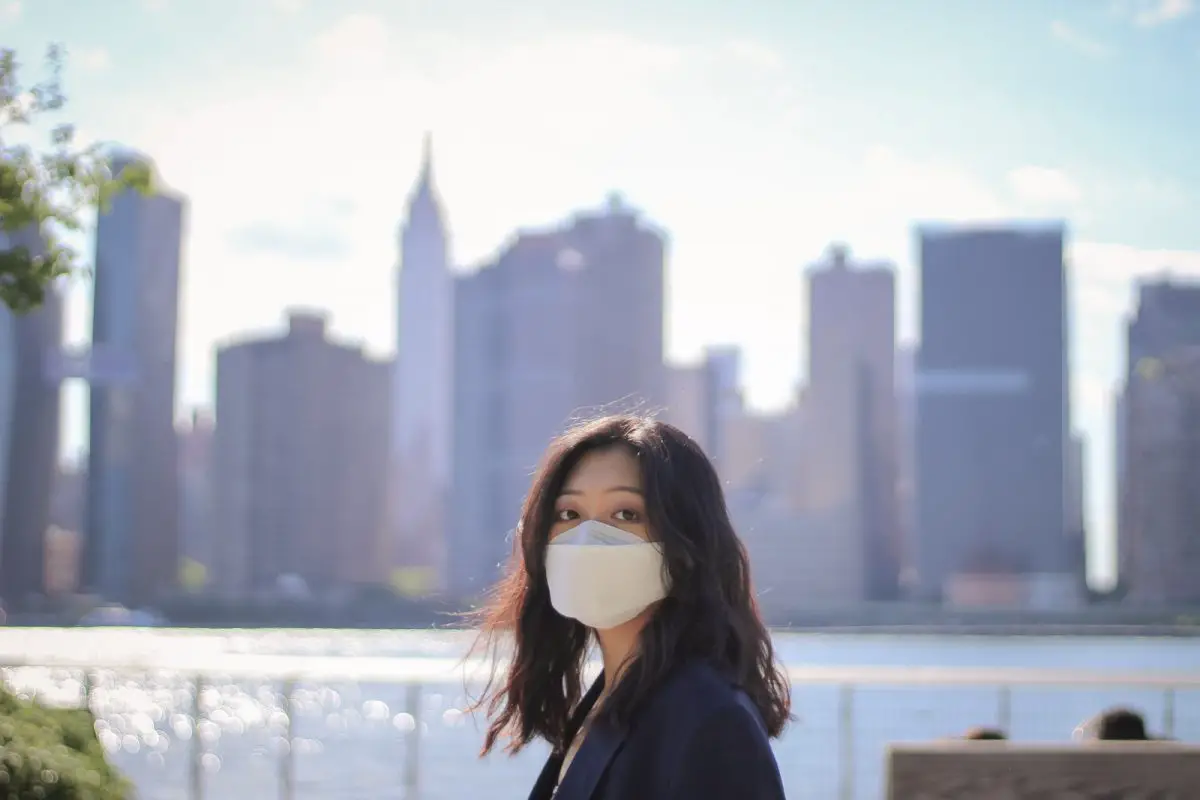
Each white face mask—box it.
[545,520,670,630]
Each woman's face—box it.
[550,446,649,542]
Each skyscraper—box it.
[915,223,1070,605]
[84,153,186,607]
[1120,278,1200,600]
[661,346,744,472]
[895,344,918,590]
[702,346,743,474]
[1123,348,1200,605]
[1114,386,1128,591]
[0,256,14,544]
[0,228,63,608]
[391,134,454,595]
[178,410,215,586]
[1125,279,1200,377]
[449,196,666,598]
[662,361,709,451]
[1064,432,1087,580]
[804,244,899,602]
[213,312,391,595]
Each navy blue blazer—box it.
[527,661,787,800]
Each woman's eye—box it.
[556,508,578,522]
[614,509,641,522]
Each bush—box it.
[0,684,130,799]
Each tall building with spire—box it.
[391,134,454,595]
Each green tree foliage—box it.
[0,683,130,799]
[0,45,153,314]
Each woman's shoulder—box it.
[646,661,769,736]
[661,661,742,702]
[628,661,783,797]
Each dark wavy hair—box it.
[470,414,791,756]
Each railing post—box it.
[1163,687,1177,738]
[82,670,93,713]
[403,683,423,800]
[190,674,205,800]
[997,685,1012,733]
[838,684,854,800]
[280,679,296,800]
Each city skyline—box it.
[9,0,1200,587]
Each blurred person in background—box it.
[962,726,1007,741]
[1074,707,1156,741]
[471,415,791,800]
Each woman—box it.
[472,414,791,800]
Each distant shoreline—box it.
[4,620,1199,638]
[9,594,1200,638]
[770,624,1200,638]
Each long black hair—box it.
[471,414,791,755]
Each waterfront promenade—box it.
[0,628,1196,799]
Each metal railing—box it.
[3,653,1199,800]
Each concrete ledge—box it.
[887,741,1200,799]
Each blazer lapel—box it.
[527,674,608,800]
[552,714,625,800]
[528,753,564,800]
[552,671,628,800]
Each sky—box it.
[6,0,1200,587]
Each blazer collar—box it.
[528,672,620,800]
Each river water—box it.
[0,628,1196,799]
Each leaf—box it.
[0,44,158,313]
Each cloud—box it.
[1050,21,1114,58]
[136,16,695,246]
[1007,166,1084,207]
[1072,241,1200,286]
[141,0,167,11]
[271,0,305,10]
[817,147,1195,383]
[1064,238,1200,511]
[0,1,19,21]
[849,155,1200,353]
[74,47,111,73]
[313,12,390,72]
[833,146,1014,235]
[123,15,721,410]
[1068,241,1200,383]
[721,40,785,72]
[324,197,358,218]
[1129,0,1194,25]
[226,221,354,261]
[113,12,1196,449]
